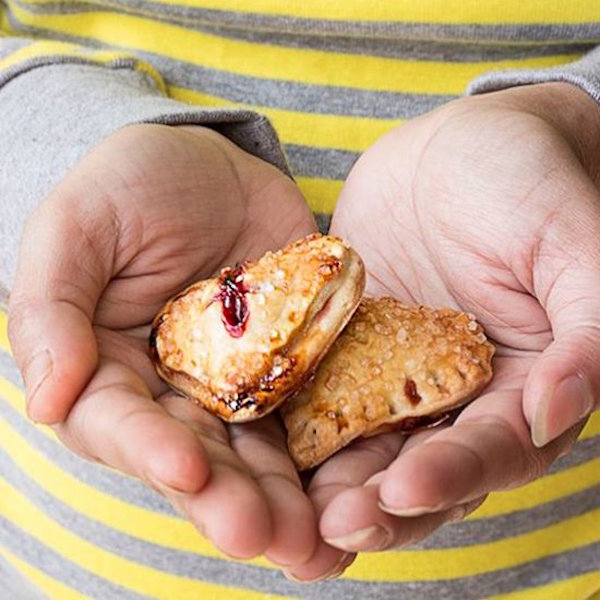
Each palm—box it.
[86,125,315,389]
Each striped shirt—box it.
[1,1,600,598]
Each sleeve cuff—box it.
[467,46,600,104]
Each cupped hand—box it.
[286,81,600,571]
[8,124,318,564]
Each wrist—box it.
[495,82,600,172]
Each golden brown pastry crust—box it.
[281,297,495,470]
[150,234,365,422]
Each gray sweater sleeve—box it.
[467,45,600,102]
[0,58,290,304]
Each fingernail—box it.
[325,525,391,552]
[24,350,53,421]
[447,504,468,523]
[378,501,443,517]
[283,552,352,583]
[532,374,594,448]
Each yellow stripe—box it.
[16,0,600,25]
[0,547,88,600]
[0,39,166,93]
[296,177,343,215]
[2,382,600,583]
[4,459,599,586]
[168,86,402,153]
[489,570,600,599]
[2,519,599,600]
[347,509,600,582]
[0,479,296,599]
[577,413,600,440]
[7,4,582,95]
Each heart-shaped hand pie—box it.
[281,297,495,470]
[150,234,365,422]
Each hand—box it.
[8,124,319,564]
[285,81,600,572]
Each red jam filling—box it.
[404,378,422,405]
[216,266,249,338]
[398,406,463,434]
[398,412,449,432]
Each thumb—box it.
[8,193,117,424]
[523,195,600,447]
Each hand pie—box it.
[150,234,365,422]
[281,297,495,470]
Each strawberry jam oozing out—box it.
[215,266,249,338]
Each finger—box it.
[284,431,404,582]
[318,428,454,552]
[523,179,600,446]
[282,488,355,584]
[7,192,119,424]
[158,395,273,559]
[311,424,449,553]
[54,360,211,494]
[228,417,317,567]
[323,484,487,552]
[525,310,599,447]
[322,425,479,552]
[320,432,483,552]
[378,388,584,517]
